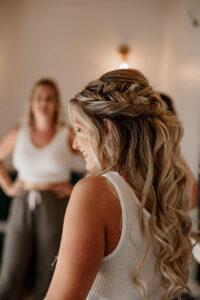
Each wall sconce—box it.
[118,45,130,69]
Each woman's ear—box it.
[103,118,112,136]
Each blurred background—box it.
[0,0,199,175]
[0,0,199,298]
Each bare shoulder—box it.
[3,124,19,139]
[68,175,114,214]
[45,176,112,299]
[64,176,112,245]
[74,175,109,190]
[68,175,119,225]
[0,124,20,159]
[72,175,114,205]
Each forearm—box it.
[0,161,12,194]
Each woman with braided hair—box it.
[45,69,199,300]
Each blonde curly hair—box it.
[70,69,198,299]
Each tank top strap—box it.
[101,171,131,259]
[102,171,150,239]
[14,124,29,150]
[18,123,29,136]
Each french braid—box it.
[70,69,198,299]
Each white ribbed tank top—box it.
[86,171,164,300]
[12,124,72,183]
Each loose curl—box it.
[70,69,198,299]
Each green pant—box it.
[0,191,68,300]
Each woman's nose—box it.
[72,136,79,150]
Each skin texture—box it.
[71,112,96,171]
[44,175,121,300]
[44,117,122,300]
[0,85,74,198]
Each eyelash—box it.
[75,127,81,133]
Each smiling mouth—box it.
[82,151,87,159]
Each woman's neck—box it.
[33,118,55,131]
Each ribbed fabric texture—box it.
[12,124,72,183]
[86,171,164,300]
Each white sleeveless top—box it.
[12,124,72,183]
[86,171,164,300]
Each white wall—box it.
[160,0,200,175]
[0,0,199,174]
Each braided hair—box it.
[70,69,197,299]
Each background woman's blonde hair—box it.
[26,78,65,127]
[70,69,199,299]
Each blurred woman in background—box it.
[0,78,74,300]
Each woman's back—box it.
[87,171,164,300]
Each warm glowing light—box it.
[119,63,129,69]
[118,45,130,69]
